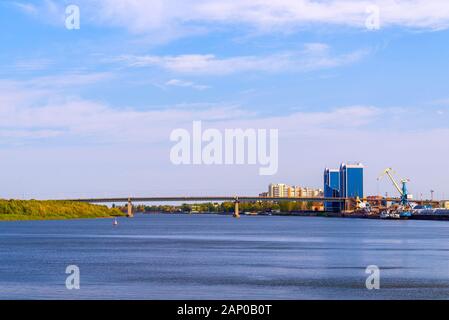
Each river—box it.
[1,214,449,299]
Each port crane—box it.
[377,168,410,206]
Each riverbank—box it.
[0,199,125,221]
[142,211,449,221]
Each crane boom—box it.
[378,168,403,196]
[385,170,404,196]
[378,167,413,214]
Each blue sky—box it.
[1,0,449,200]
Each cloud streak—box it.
[165,79,210,90]
[115,44,367,75]
[0,74,381,145]
[62,0,449,34]
[16,1,449,36]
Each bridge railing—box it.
[60,196,349,203]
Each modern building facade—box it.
[339,163,364,199]
[324,162,364,212]
[324,168,340,212]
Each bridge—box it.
[62,196,349,218]
[61,196,445,218]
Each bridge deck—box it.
[61,196,348,203]
[57,196,443,205]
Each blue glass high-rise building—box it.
[324,168,340,212]
[339,163,364,199]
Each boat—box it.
[400,211,412,218]
[113,218,118,226]
[244,211,258,216]
[380,211,400,219]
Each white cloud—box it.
[11,2,38,15]
[432,98,449,106]
[165,79,210,90]
[0,73,381,145]
[1,74,449,198]
[0,78,247,144]
[195,0,449,30]
[116,44,367,75]
[0,75,416,149]
[14,59,53,72]
[0,72,114,92]
[67,0,449,34]
[28,72,114,88]
[17,1,449,36]
[12,0,65,25]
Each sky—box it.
[1,0,449,200]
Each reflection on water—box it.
[1,214,449,299]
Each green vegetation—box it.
[0,199,125,221]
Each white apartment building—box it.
[268,184,323,198]
[268,183,289,197]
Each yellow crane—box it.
[377,168,410,206]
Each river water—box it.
[1,214,449,299]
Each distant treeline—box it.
[119,201,320,214]
[0,199,125,221]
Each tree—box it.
[181,203,191,212]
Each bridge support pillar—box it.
[233,199,240,219]
[127,198,133,218]
[343,199,348,213]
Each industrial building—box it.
[324,163,364,212]
[324,168,340,212]
[340,163,364,199]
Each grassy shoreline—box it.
[0,199,125,221]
